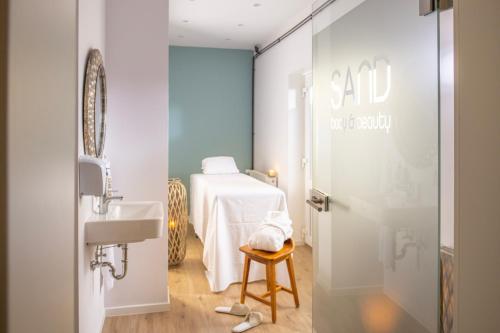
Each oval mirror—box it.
[83,49,107,158]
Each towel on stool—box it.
[248,211,293,252]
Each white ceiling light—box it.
[253,3,261,7]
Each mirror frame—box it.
[83,49,107,158]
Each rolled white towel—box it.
[102,246,116,290]
[248,211,293,252]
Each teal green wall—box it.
[169,46,253,192]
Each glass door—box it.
[310,0,439,332]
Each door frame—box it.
[303,71,313,247]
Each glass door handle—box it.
[307,189,329,212]
[306,199,324,212]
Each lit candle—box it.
[168,219,176,230]
[268,169,277,177]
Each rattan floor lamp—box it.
[168,178,188,266]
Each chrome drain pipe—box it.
[90,244,129,280]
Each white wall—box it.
[78,1,106,332]
[7,0,78,332]
[254,17,312,243]
[440,9,454,249]
[454,0,500,331]
[104,0,170,315]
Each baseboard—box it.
[105,287,170,317]
[106,300,170,317]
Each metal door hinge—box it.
[419,0,435,16]
[302,87,308,98]
[301,157,309,169]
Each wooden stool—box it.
[239,239,299,323]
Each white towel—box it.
[248,211,293,252]
[102,246,116,290]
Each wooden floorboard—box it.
[102,225,313,332]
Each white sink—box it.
[85,201,164,245]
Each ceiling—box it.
[169,0,312,50]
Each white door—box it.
[310,0,440,332]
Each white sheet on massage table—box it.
[190,173,290,292]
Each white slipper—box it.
[214,303,250,316]
[232,311,264,332]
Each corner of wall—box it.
[103,0,170,314]
[78,0,107,332]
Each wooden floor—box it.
[102,226,312,333]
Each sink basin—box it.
[85,201,164,245]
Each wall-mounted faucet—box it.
[98,193,124,214]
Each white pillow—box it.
[202,156,239,175]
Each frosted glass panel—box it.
[312,0,439,332]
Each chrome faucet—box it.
[98,193,124,214]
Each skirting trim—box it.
[105,288,170,317]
